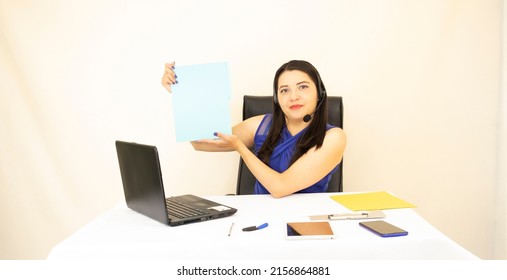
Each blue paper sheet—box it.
[171,62,232,142]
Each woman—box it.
[161,60,346,198]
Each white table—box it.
[47,193,478,260]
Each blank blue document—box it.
[171,62,232,142]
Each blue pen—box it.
[242,223,269,232]
[257,223,269,230]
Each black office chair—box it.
[236,95,344,195]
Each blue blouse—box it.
[253,114,338,194]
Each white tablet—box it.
[285,221,335,240]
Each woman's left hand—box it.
[190,132,241,152]
[210,132,242,151]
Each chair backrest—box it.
[236,95,343,195]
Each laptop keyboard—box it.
[166,199,210,219]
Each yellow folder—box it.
[330,191,416,211]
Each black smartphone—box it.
[359,220,408,237]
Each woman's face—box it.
[276,70,319,122]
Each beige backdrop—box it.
[0,0,505,260]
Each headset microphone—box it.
[303,98,323,123]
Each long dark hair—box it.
[257,60,328,166]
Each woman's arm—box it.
[215,127,346,198]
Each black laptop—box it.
[115,140,237,226]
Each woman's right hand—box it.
[161,62,177,93]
